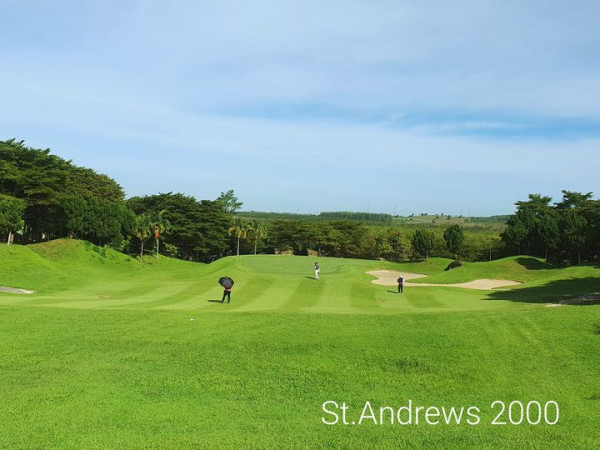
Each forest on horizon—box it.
[1,139,599,265]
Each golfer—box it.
[314,261,320,280]
[397,275,404,294]
[221,285,232,303]
[218,277,234,304]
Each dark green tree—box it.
[515,194,552,213]
[83,198,124,247]
[269,220,313,255]
[412,229,435,260]
[194,200,232,260]
[443,224,465,258]
[327,221,368,258]
[128,193,231,261]
[61,195,87,238]
[558,209,587,264]
[502,199,549,257]
[503,191,598,264]
[383,228,411,262]
[311,222,338,256]
[555,190,593,209]
[0,139,125,242]
[537,210,560,259]
[0,194,26,244]
[217,189,243,214]
[580,200,600,260]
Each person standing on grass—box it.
[218,277,234,304]
[314,261,320,280]
[221,285,232,303]
[397,275,404,294]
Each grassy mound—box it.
[0,239,203,293]
[0,243,60,290]
[29,238,136,266]
[408,256,574,283]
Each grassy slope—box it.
[407,256,598,284]
[1,240,599,448]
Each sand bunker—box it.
[367,270,428,285]
[0,286,35,294]
[409,279,522,290]
[367,270,521,291]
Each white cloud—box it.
[1,0,599,214]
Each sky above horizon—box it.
[1,0,599,216]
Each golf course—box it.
[1,239,599,448]
[4,0,600,447]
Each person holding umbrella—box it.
[219,276,234,303]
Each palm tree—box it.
[134,214,152,262]
[251,219,267,255]
[151,210,171,258]
[229,218,251,256]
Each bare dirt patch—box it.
[367,270,522,290]
[546,293,600,307]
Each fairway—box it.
[1,240,600,448]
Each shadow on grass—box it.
[486,277,600,304]
[387,290,400,294]
[207,299,223,303]
[515,256,600,270]
[515,257,556,270]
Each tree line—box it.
[233,194,600,264]
[240,210,393,224]
[0,139,236,262]
[127,192,233,261]
[318,211,393,223]
[502,191,600,264]
[0,139,130,246]
[2,139,598,266]
[231,218,504,262]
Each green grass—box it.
[408,256,599,284]
[1,240,599,448]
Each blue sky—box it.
[1,0,599,215]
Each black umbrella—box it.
[218,277,234,289]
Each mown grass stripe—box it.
[305,279,359,313]
[115,282,213,310]
[282,278,324,311]
[234,277,294,311]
